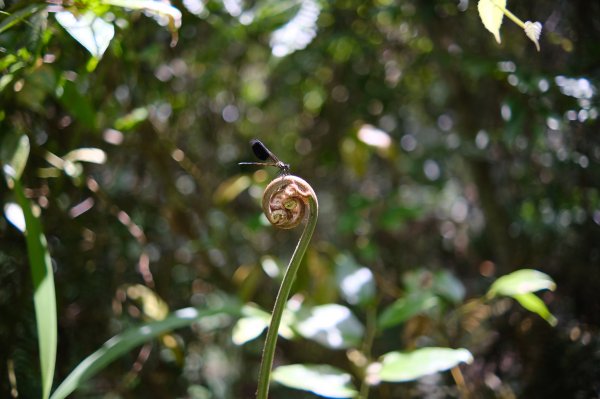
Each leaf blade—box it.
[375,347,473,383]
[478,0,506,43]
[13,178,57,399]
[513,293,557,326]
[50,306,240,399]
[378,294,438,330]
[488,269,556,297]
[272,364,358,398]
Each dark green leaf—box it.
[378,293,438,330]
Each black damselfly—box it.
[239,139,290,175]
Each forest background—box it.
[1,0,599,398]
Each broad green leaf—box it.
[272,364,358,398]
[233,315,269,345]
[233,303,297,345]
[335,253,375,306]
[293,304,364,349]
[402,269,464,303]
[378,293,439,330]
[375,347,473,383]
[478,0,506,43]
[50,306,240,399]
[13,179,57,399]
[488,269,556,297]
[432,270,465,303]
[513,293,557,326]
[1,133,30,184]
[55,11,115,58]
[232,305,270,345]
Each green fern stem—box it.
[256,177,318,399]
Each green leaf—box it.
[488,269,557,324]
[58,80,97,129]
[13,179,57,399]
[0,4,45,34]
[335,253,375,307]
[253,0,302,30]
[375,347,473,383]
[114,107,149,131]
[513,293,557,326]
[293,304,364,349]
[55,11,115,58]
[488,269,556,297]
[378,294,439,330]
[1,133,30,184]
[432,270,465,303]
[232,305,270,345]
[272,364,358,398]
[50,306,240,399]
[478,0,506,43]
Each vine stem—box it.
[256,195,318,399]
[491,0,525,28]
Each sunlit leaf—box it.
[374,347,473,383]
[513,293,557,326]
[233,315,269,345]
[63,148,107,164]
[488,269,556,297]
[232,304,270,345]
[335,253,375,307]
[270,0,320,57]
[378,293,438,330]
[1,133,30,184]
[4,202,26,232]
[524,21,542,51]
[293,304,364,349]
[126,284,169,320]
[102,0,182,46]
[272,364,358,398]
[478,0,506,44]
[55,11,115,58]
[13,179,57,399]
[50,306,240,399]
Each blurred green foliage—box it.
[1,0,599,398]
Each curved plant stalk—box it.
[256,175,318,399]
